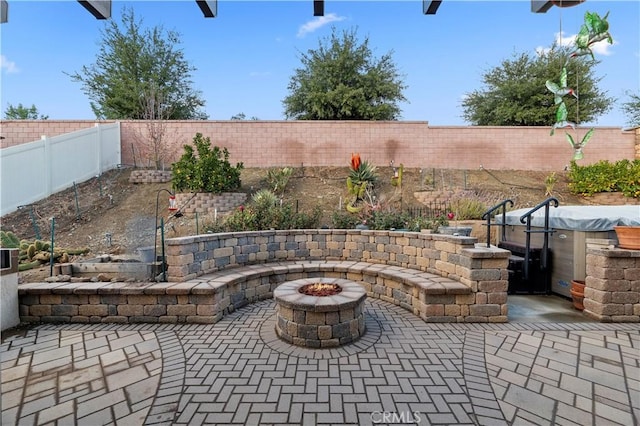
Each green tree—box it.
[230,113,259,120]
[461,47,612,126]
[621,91,640,127]
[68,7,206,120]
[283,27,407,120]
[4,103,48,120]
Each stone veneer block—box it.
[273,278,366,348]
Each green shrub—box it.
[266,167,294,195]
[203,190,321,233]
[568,159,640,197]
[369,210,411,230]
[450,198,488,220]
[172,133,244,193]
[331,211,361,229]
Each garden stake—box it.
[49,217,55,277]
[28,206,42,240]
[73,181,80,219]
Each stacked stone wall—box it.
[165,229,510,322]
[584,248,640,322]
[128,169,172,183]
[174,192,247,214]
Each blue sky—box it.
[1,1,638,125]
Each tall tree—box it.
[461,47,612,126]
[4,103,48,120]
[283,27,407,120]
[68,7,206,120]
[621,91,640,128]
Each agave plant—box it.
[348,153,378,186]
[346,153,378,213]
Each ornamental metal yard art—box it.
[546,10,613,160]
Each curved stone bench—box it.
[19,229,511,324]
[19,260,479,324]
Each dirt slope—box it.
[1,166,588,283]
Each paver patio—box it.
[2,298,638,425]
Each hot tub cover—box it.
[495,205,640,231]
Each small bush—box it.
[203,190,321,232]
[172,133,244,193]
[450,198,488,220]
[267,167,294,195]
[369,210,411,230]
[331,211,361,229]
[568,159,640,197]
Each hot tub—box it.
[497,205,640,297]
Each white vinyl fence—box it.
[1,123,121,216]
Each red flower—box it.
[447,212,455,220]
[239,205,245,212]
[351,153,361,171]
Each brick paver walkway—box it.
[2,299,638,425]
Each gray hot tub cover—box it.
[495,205,640,231]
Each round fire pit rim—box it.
[274,278,366,312]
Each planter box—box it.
[175,192,247,215]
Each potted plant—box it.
[613,226,640,250]
[570,279,586,310]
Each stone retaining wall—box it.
[128,169,172,183]
[174,192,247,214]
[165,229,510,320]
[166,229,508,286]
[18,230,511,324]
[584,247,640,322]
[584,192,640,205]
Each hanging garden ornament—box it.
[550,103,576,136]
[566,128,594,160]
[571,11,613,59]
[168,195,178,212]
[546,67,577,105]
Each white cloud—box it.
[1,55,19,74]
[297,13,346,38]
[537,31,616,57]
[555,31,576,48]
[590,39,616,56]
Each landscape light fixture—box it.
[197,0,217,18]
[314,0,324,16]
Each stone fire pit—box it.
[273,278,366,348]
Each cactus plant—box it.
[26,244,37,260]
[0,231,20,248]
[18,260,41,272]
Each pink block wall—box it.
[1,120,636,171]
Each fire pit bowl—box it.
[273,278,366,348]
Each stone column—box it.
[584,247,640,322]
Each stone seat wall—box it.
[20,260,484,324]
[18,229,511,324]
